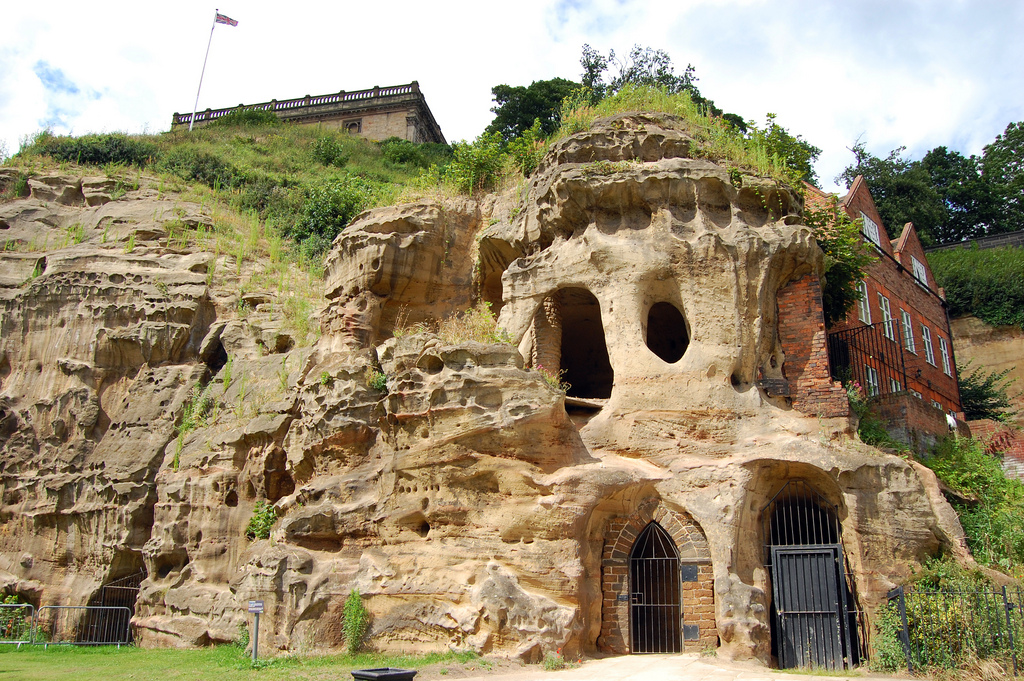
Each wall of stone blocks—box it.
[598,499,715,654]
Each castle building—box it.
[171,81,446,144]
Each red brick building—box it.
[804,177,963,443]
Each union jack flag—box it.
[215,12,238,26]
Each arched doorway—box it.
[629,522,681,653]
[558,288,613,399]
[763,481,860,670]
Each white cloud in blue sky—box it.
[1,0,1021,192]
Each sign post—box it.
[248,600,264,663]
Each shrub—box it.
[289,175,385,259]
[379,137,424,167]
[342,589,369,655]
[804,195,876,328]
[928,245,1024,328]
[25,131,158,168]
[958,361,1019,421]
[245,501,277,540]
[160,147,238,189]
[209,108,281,128]
[310,135,349,167]
[364,367,388,393]
[442,132,506,193]
[505,119,547,177]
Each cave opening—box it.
[558,288,613,399]
[645,302,689,364]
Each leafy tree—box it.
[749,114,821,185]
[920,146,996,243]
[958,361,1019,422]
[836,142,945,245]
[982,121,1024,235]
[485,78,579,142]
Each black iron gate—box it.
[84,570,145,644]
[771,545,851,669]
[629,522,681,654]
[764,482,861,670]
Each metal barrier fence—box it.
[35,605,133,647]
[888,584,1024,674]
[0,603,35,646]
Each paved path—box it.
[452,653,902,681]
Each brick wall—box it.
[871,392,966,454]
[969,419,1024,480]
[776,273,849,418]
[598,499,715,653]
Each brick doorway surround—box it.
[598,498,717,653]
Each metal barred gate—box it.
[629,522,682,653]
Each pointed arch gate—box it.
[629,522,682,653]
[763,481,862,670]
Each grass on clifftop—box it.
[927,245,1024,329]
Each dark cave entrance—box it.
[645,302,689,364]
[558,288,613,399]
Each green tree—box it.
[982,121,1024,235]
[836,142,946,245]
[485,78,579,143]
[749,114,821,185]
[920,146,996,243]
[803,195,876,327]
[958,361,1018,422]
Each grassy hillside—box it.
[927,245,1024,328]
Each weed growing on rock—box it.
[364,367,388,394]
[536,364,570,394]
[342,589,369,655]
[436,303,513,345]
[245,501,277,540]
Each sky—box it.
[1,0,1022,192]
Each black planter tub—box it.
[350,669,417,681]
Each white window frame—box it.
[864,366,880,397]
[932,399,943,411]
[911,255,928,287]
[910,389,923,400]
[922,325,935,365]
[857,281,871,324]
[889,377,902,393]
[939,337,952,376]
[878,294,895,340]
[861,211,881,247]
[901,309,916,353]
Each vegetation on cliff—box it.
[927,244,1024,329]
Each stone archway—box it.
[598,498,715,654]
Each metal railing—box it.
[173,83,420,127]
[0,603,35,646]
[827,320,908,398]
[888,584,1024,674]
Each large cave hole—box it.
[645,302,689,364]
[85,554,148,644]
[559,288,614,399]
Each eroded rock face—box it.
[0,120,974,665]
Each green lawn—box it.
[0,645,480,681]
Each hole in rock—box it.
[225,490,238,507]
[398,512,431,538]
[645,302,689,363]
[483,270,505,316]
[87,556,147,644]
[558,288,613,399]
[204,339,228,377]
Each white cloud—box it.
[1,0,1021,194]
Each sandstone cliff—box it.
[0,116,971,664]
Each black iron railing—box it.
[827,320,908,398]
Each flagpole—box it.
[189,9,219,132]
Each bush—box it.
[805,195,876,328]
[160,147,239,189]
[289,175,385,258]
[923,437,1024,574]
[928,245,1024,328]
[25,131,158,168]
[869,602,906,673]
[958,361,1019,421]
[310,135,349,167]
[245,501,277,540]
[209,108,281,128]
[442,132,506,193]
[342,589,369,655]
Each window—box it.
[931,399,943,410]
[862,212,881,247]
[910,389,923,399]
[864,366,880,396]
[889,377,902,392]
[857,281,871,324]
[911,256,928,287]
[922,325,935,365]
[901,309,916,353]
[878,294,895,340]
[939,337,952,375]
